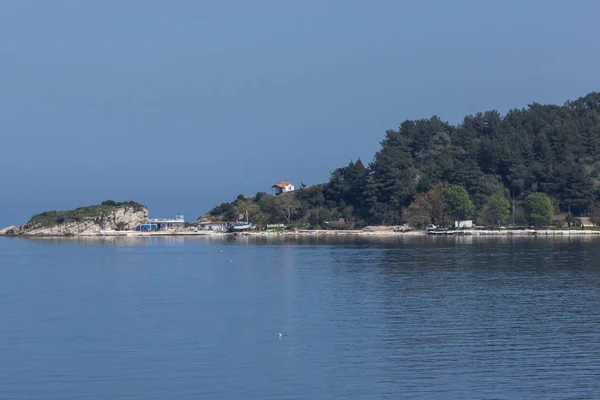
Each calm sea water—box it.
[1,235,600,399]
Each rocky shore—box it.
[3,227,600,238]
[0,202,148,237]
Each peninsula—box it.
[3,92,600,237]
[198,92,600,233]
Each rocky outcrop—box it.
[1,203,148,237]
[0,226,18,236]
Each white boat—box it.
[230,210,254,232]
[99,229,128,236]
[231,222,254,231]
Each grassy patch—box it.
[549,226,600,231]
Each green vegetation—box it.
[442,185,474,221]
[401,183,447,227]
[202,92,600,228]
[550,226,600,231]
[26,201,145,229]
[564,212,580,228]
[202,187,326,228]
[524,193,553,228]
[480,194,511,227]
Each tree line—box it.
[202,92,600,228]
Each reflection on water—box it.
[0,236,599,399]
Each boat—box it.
[228,210,254,232]
[99,229,128,236]
[230,222,254,232]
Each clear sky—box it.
[1,0,599,226]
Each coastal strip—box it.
[94,228,600,237]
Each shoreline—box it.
[240,229,600,237]
[4,228,600,238]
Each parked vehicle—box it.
[424,224,437,231]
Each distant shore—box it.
[239,229,600,237]
[3,228,600,238]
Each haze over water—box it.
[1,236,600,399]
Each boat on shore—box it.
[229,222,254,232]
[99,229,129,236]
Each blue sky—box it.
[1,0,599,226]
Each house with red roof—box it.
[271,181,295,195]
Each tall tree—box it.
[524,192,553,227]
[325,159,368,212]
[402,183,447,227]
[481,194,511,227]
[369,130,417,223]
[443,185,474,221]
[275,194,302,225]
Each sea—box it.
[1,235,599,399]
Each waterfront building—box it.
[147,215,185,230]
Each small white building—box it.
[455,220,474,228]
[198,221,227,232]
[272,181,295,195]
[148,215,185,230]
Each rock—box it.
[0,226,20,236]
[2,203,148,237]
